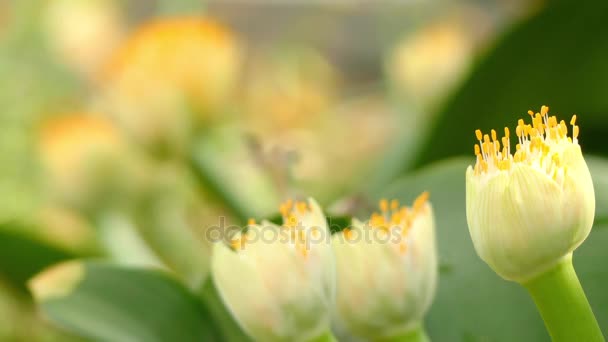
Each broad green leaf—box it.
[0,222,75,290]
[29,261,222,342]
[376,156,608,341]
[587,156,608,223]
[411,1,608,169]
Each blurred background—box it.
[2,0,608,341]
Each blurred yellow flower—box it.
[44,0,125,80]
[212,199,335,341]
[386,19,473,108]
[332,193,437,340]
[243,48,337,133]
[101,17,241,152]
[466,106,595,282]
[38,114,132,209]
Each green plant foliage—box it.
[0,223,75,290]
[411,0,608,169]
[31,261,223,342]
[376,156,608,341]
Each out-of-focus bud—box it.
[38,113,137,212]
[466,106,595,282]
[332,193,437,340]
[212,199,335,341]
[386,19,473,108]
[44,0,125,80]
[101,17,241,153]
[35,205,98,255]
[243,47,337,133]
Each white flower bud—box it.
[332,194,437,340]
[212,199,335,342]
[466,106,595,282]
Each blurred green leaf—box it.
[0,222,75,290]
[191,126,281,222]
[376,155,608,341]
[156,0,206,15]
[587,156,608,224]
[30,261,222,342]
[411,1,608,169]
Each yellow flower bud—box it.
[332,193,437,340]
[212,199,335,341]
[101,17,241,151]
[38,114,135,209]
[466,106,595,282]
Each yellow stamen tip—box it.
[541,105,549,116]
[379,199,389,213]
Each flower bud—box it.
[212,199,335,341]
[466,106,595,282]
[332,193,437,340]
[38,114,136,211]
[101,17,241,153]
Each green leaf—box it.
[376,156,608,341]
[0,222,75,290]
[587,156,608,223]
[411,1,608,169]
[29,261,223,342]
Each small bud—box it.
[332,194,437,340]
[212,198,335,341]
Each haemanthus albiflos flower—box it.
[332,193,437,340]
[212,198,335,342]
[466,105,595,282]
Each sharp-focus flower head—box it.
[332,193,437,340]
[212,198,335,342]
[466,105,595,282]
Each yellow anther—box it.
[247,218,256,226]
[413,191,429,212]
[474,144,481,156]
[287,214,298,227]
[527,110,534,116]
[516,125,522,137]
[344,228,353,240]
[541,105,549,116]
[390,199,399,211]
[504,127,510,138]
[574,125,579,139]
[296,201,308,214]
[491,129,497,142]
[379,199,389,213]
[570,115,577,126]
[483,134,490,144]
[475,129,483,141]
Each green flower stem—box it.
[188,155,250,224]
[376,323,430,342]
[308,331,338,342]
[523,256,604,342]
